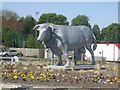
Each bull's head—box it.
[33,23,54,42]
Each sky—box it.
[2,1,119,29]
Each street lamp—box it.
[35,11,40,44]
[23,41,29,48]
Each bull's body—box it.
[34,23,97,67]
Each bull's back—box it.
[67,28,86,50]
[55,25,92,51]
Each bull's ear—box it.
[47,26,52,32]
[47,26,56,33]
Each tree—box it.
[22,15,36,45]
[92,24,101,41]
[26,34,35,48]
[101,23,120,43]
[38,13,69,25]
[57,14,69,25]
[2,28,15,47]
[2,9,20,20]
[24,15,36,34]
[71,15,91,28]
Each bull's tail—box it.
[92,33,97,51]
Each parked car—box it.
[0,49,6,56]
[0,49,23,57]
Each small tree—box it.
[38,13,69,25]
[71,15,91,28]
[101,23,120,43]
[92,24,101,41]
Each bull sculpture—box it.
[34,23,97,67]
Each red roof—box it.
[115,44,120,49]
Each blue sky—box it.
[2,2,118,29]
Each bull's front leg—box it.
[50,51,54,65]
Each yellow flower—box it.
[43,75,47,80]
[40,76,43,79]
[21,74,26,77]
[47,78,50,81]
[0,73,2,78]
[13,75,18,80]
[13,69,17,73]
[30,75,35,80]
[109,81,113,84]
[36,77,40,80]
[97,77,100,80]
[23,76,27,81]
[29,71,33,74]
[7,73,11,76]
[28,73,32,77]
[49,74,54,77]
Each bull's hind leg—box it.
[86,45,95,65]
[81,48,86,64]
[57,55,62,66]
[50,51,54,65]
[74,50,81,65]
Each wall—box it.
[85,44,120,61]
[9,48,44,58]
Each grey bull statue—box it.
[34,23,97,67]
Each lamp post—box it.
[23,41,28,48]
[35,11,40,39]
[35,11,41,60]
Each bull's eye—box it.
[35,26,40,29]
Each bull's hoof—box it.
[57,62,62,66]
[64,63,70,68]
[92,62,96,65]
[74,62,77,65]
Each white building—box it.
[85,44,120,61]
[45,44,120,62]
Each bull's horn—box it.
[33,25,39,30]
